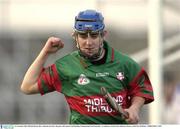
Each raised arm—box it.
[20,37,64,95]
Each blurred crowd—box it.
[162,70,180,124]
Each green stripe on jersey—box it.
[41,79,49,94]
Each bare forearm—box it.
[125,96,145,124]
[21,51,48,94]
[131,96,145,111]
[24,51,48,85]
[20,37,64,94]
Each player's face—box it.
[76,31,104,58]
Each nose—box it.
[86,35,93,46]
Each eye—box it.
[78,33,88,39]
[90,33,99,38]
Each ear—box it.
[102,30,107,38]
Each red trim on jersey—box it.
[111,48,114,62]
[130,68,145,83]
[52,64,62,92]
[65,90,128,116]
[42,70,54,91]
[37,68,45,95]
[135,92,154,102]
[129,68,154,104]
[37,64,62,95]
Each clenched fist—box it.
[42,37,64,54]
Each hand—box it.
[124,106,140,124]
[42,37,64,55]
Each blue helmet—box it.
[74,9,105,32]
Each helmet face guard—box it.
[74,10,105,33]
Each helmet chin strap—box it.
[75,32,105,61]
[79,42,104,62]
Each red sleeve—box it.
[128,68,154,104]
[37,64,62,95]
